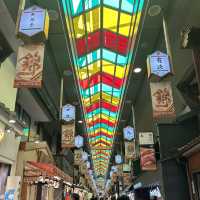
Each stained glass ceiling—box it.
[62,0,145,179]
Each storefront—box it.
[179,136,200,200]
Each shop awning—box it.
[24,161,73,183]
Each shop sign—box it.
[123,163,131,172]
[150,81,176,120]
[74,135,84,148]
[147,51,172,80]
[17,5,49,42]
[123,173,132,186]
[62,104,75,123]
[139,132,154,145]
[61,123,75,149]
[123,126,135,141]
[140,147,157,171]
[14,43,45,88]
[74,149,83,165]
[125,141,136,160]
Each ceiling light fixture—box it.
[78,120,83,124]
[148,5,162,17]
[9,119,16,124]
[133,67,142,73]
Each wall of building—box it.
[0,54,17,111]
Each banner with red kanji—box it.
[150,81,175,119]
[14,43,45,88]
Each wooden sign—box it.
[14,43,45,88]
[17,5,49,42]
[123,173,132,186]
[74,149,83,166]
[125,141,136,160]
[61,123,75,148]
[140,147,157,171]
[150,81,175,120]
[139,132,154,145]
[147,51,172,81]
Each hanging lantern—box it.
[86,161,91,169]
[82,151,88,161]
[75,135,84,148]
[62,104,75,123]
[115,155,122,164]
[123,126,135,141]
[147,51,173,81]
[16,5,49,42]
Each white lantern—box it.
[123,126,135,141]
[75,135,84,148]
[115,155,122,164]
[82,151,88,161]
[62,104,75,122]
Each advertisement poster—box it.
[150,81,175,120]
[140,147,157,171]
[0,164,10,200]
[139,132,154,145]
[61,123,75,148]
[14,43,45,88]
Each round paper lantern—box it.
[115,155,122,164]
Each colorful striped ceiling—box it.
[62,0,145,178]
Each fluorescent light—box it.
[133,67,142,73]
[9,119,16,124]
[78,120,83,124]
[35,140,40,144]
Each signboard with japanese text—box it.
[14,43,45,88]
[61,123,75,149]
[17,5,49,42]
[123,173,132,186]
[62,104,75,123]
[139,132,154,145]
[123,126,135,141]
[74,149,83,166]
[140,147,157,171]
[125,141,136,160]
[150,81,176,120]
[147,51,172,81]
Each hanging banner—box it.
[140,147,157,171]
[139,132,154,145]
[74,149,83,166]
[14,43,45,88]
[123,163,131,172]
[123,173,132,186]
[150,81,175,119]
[147,51,172,81]
[17,5,49,42]
[125,141,136,160]
[116,164,123,177]
[61,123,75,149]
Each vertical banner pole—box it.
[60,76,64,120]
[163,16,173,64]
